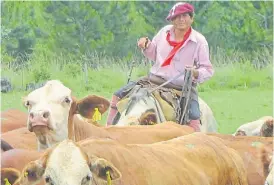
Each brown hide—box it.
[1,109,28,133]
[1,128,37,150]
[26,133,248,185]
[72,118,194,144]
[208,133,273,185]
[1,149,41,171]
[79,134,248,185]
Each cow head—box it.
[138,109,157,125]
[115,89,166,126]
[21,140,121,185]
[260,118,274,137]
[23,80,110,151]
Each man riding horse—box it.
[106,2,214,131]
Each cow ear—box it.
[20,160,45,185]
[89,157,121,181]
[76,95,110,119]
[1,168,20,185]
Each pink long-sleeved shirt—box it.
[143,25,214,86]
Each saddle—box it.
[118,74,197,122]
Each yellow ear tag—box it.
[24,171,28,177]
[106,170,112,185]
[92,108,101,122]
[4,178,11,185]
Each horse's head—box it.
[115,88,166,126]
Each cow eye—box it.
[81,174,92,184]
[25,101,30,107]
[64,97,71,104]
[45,176,50,182]
[86,174,91,181]
[45,176,52,183]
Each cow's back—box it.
[1,109,28,133]
[79,133,247,185]
[73,117,195,144]
[1,127,37,150]
[104,122,195,144]
[208,133,273,185]
[1,149,41,170]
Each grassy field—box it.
[200,89,272,134]
[1,51,273,134]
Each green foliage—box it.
[1,1,272,62]
[198,61,273,92]
[32,65,51,83]
[64,63,82,78]
[197,1,273,51]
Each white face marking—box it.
[265,156,273,185]
[25,80,73,146]
[234,117,270,136]
[45,140,92,185]
[116,96,158,126]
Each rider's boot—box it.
[106,95,120,126]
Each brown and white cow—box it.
[20,133,248,185]
[233,116,274,136]
[22,80,110,150]
[23,80,195,151]
[1,109,28,133]
[2,133,272,185]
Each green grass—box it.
[199,89,273,134]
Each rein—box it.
[127,38,149,84]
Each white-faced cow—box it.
[23,80,194,151]
[20,133,247,185]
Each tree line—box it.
[1,1,273,65]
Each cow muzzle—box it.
[28,110,52,132]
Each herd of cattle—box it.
[1,80,273,185]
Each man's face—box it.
[172,13,193,31]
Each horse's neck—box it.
[73,116,110,141]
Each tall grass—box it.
[1,48,272,95]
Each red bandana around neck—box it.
[161,27,192,67]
